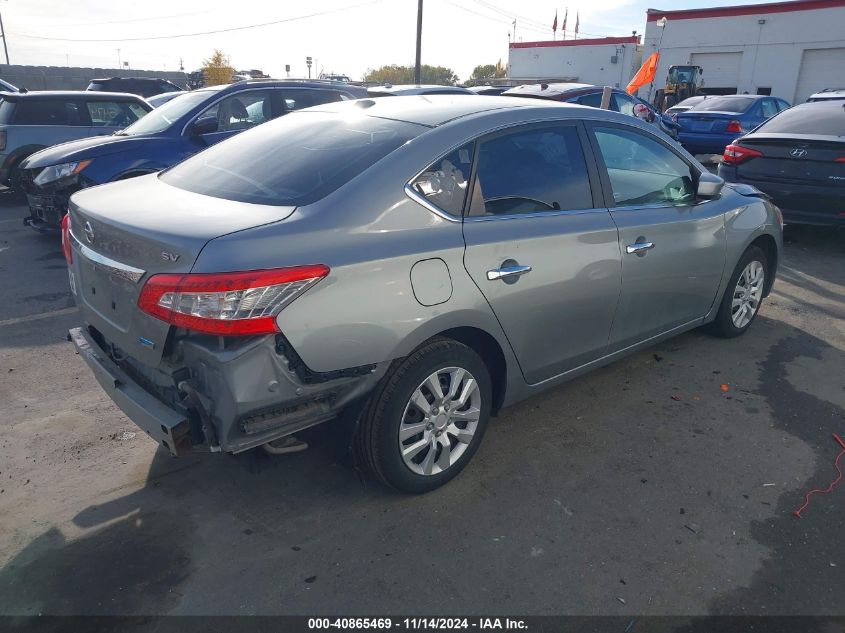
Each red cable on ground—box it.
[793,433,845,518]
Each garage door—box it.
[794,47,845,103]
[690,52,742,92]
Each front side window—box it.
[412,144,475,216]
[612,93,637,116]
[760,99,778,119]
[197,90,273,133]
[594,126,695,207]
[122,88,219,135]
[87,101,144,127]
[470,125,593,216]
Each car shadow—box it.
[2,315,845,616]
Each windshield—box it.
[691,96,755,113]
[120,89,217,135]
[160,111,424,206]
[757,104,845,136]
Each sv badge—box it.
[161,252,180,262]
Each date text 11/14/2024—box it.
[307,618,528,630]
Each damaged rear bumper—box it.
[69,327,192,456]
[70,325,386,456]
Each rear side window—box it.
[573,92,601,108]
[278,89,344,112]
[161,112,423,206]
[412,144,475,216]
[757,104,845,136]
[471,125,593,216]
[12,99,85,125]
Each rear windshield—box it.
[160,112,424,206]
[120,89,216,135]
[691,96,755,113]
[756,104,845,136]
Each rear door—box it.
[459,122,622,384]
[587,122,727,349]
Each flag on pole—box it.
[575,12,579,38]
[552,10,558,33]
[562,8,568,38]
[626,51,660,94]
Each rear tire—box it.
[355,338,492,493]
[707,245,768,338]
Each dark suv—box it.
[0,90,151,190]
[21,80,366,231]
[87,77,184,98]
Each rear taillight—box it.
[723,144,763,165]
[137,265,330,336]
[725,120,743,134]
[0,131,6,151]
[61,213,72,264]
[835,157,845,162]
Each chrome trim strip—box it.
[70,231,146,284]
[464,207,608,222]
[403,183,462,223]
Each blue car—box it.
[676,94,790,155]
[20,79,366,231]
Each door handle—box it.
[626,241,655,255]
[487,265,532,281]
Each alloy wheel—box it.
[398,366,481,476]
[731,260,765,329]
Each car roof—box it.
[503,83,596,98]
[0,90,146,101]
[808,88,845,98]
[367,84,472,95]
[308,94,579,127]
[89,77,172,82]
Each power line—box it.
[10,0,387,42]
[35,9,219,29]
[440,0,548,36]
[471,0,609,38]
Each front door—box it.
[459,122,621,384]
[587,123,728,350]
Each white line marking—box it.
[0,306,78,328]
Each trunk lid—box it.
[677,111,738,134]
[69,174,295,366]
[735,134,845,186]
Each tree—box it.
[202,49,235,86]
[467,60,507,86]
[364,64,459,86]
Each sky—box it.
[3,0,783,82]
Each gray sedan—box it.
[64,96,782,492]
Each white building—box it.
[508,36,643,88]
[643,0,845,103]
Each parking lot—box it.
[0,190,844,616]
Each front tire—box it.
[708,245,768,338]
[356,338,492,493]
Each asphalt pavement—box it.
[1,191,844,616]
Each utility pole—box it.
[179,57,184,71]
[414,0,423,84]
[116,48,122,70]
[512,19,516,44]
[0,9,10,65]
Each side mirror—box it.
[697,171,724,198]
[187,117,217,136]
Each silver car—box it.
[64,96,782,492]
